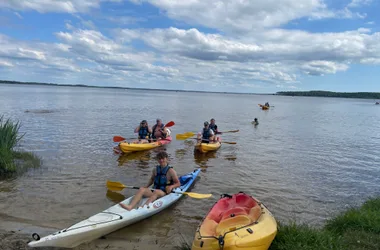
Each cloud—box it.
[347,0,373,8]
[0,0,114,14]
[301,61,349,76]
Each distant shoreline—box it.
[277,90,380,99]
[0,80,272,95]
[1,80,379,99]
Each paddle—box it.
[113,121,175,142]
[106,180,212,199]
[176,136,236,144]
[176,129,239,139]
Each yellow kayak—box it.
[118,137,172,153]
[192,192,277,250]
[194,141,221,153]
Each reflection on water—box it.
[106,190,126,204]
[117,151,153,167]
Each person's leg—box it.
[120,187,154,211]
[143,189,166,206]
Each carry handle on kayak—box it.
[106,180,212,199]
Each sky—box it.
[0,0,379,93]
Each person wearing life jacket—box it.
[265,102,270,107]
[119,151,180,211]
[151,119,170,141]
[197,121,216,143]
[133,120,152,144]
[209,118,219,134]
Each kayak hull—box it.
[192,192,277,250]
[119,136,172,153]
[28,169,201,248]
[259,104,269,110]
[194,141,221,153]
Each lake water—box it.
[0,83,379,248]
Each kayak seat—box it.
[248,205,262,222]
[179,175,192,186]
[199,219,218,236]
[221,207,249,220]
[216,215,252,235]
[235,193,257,208]
[206,199,230,223]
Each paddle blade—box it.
[106,180,127,191]
[113,136,126,142]
[176,132,195,140]
[182,192,212,199]
[222,141,237,145]
[165,121,175,127]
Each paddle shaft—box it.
[113,185,196,196]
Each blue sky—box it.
[0,0,379,93]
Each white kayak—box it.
[28,169,201,248]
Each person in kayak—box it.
[151,119,170,141]
[133,120,152,143]
[119,151,180,211]
[197,121,217,143]
[264,102,270,107]
[209,118,219,134]
[252,118,259,125]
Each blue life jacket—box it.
[151,124,165,139]
[138,126,149,139]
[209,124,217,133]
[202,128,212,142]
[153,165,173,192]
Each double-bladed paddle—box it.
[106,180,212,199]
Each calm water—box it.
[0,84,379,248]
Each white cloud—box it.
[301,61,349,76]
[348,0,373,8]
[0,60,14,67]
[0,0,115,13]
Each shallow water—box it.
[0,83,379,247]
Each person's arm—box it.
[148,126,152,134]
[134,125,140,133]
[167,169,180,193]
[145,169,155,188]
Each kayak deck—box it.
[194,140,221,153]
[28,169,201,248]
[119,136,172,153]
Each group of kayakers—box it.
[119,118,221,210]
[133,118,171,143]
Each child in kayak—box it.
[119,151,180,211]
[209,118,219,134]
[197,121,219,143]
[133,120,152,144]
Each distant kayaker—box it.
[197,121,217,143]
[119,151,181,211]
[133,120,152,143]
[252,118,259,125]
[209,118,219,134]
[264,102,270,107]
[151,119,170,141]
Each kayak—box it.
[259,104,269,110]
[194,139,221,153]
[192,192,277,250]
[118,136,172,153]
[28,169,201,248]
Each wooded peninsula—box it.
[276,91,380,99]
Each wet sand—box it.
[0,229,171,250]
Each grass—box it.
[176,197,380,250]
[0,115,40,178]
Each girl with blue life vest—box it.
[197,121,217,143]
[119,151,180,211]
[133,120,152,144]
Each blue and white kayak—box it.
[28,169,201,248]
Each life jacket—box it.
[202,128,212,142]
[152,124,165,139]
[153,165,173,192]
[209,123,217,133]
[138,126,149,139]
